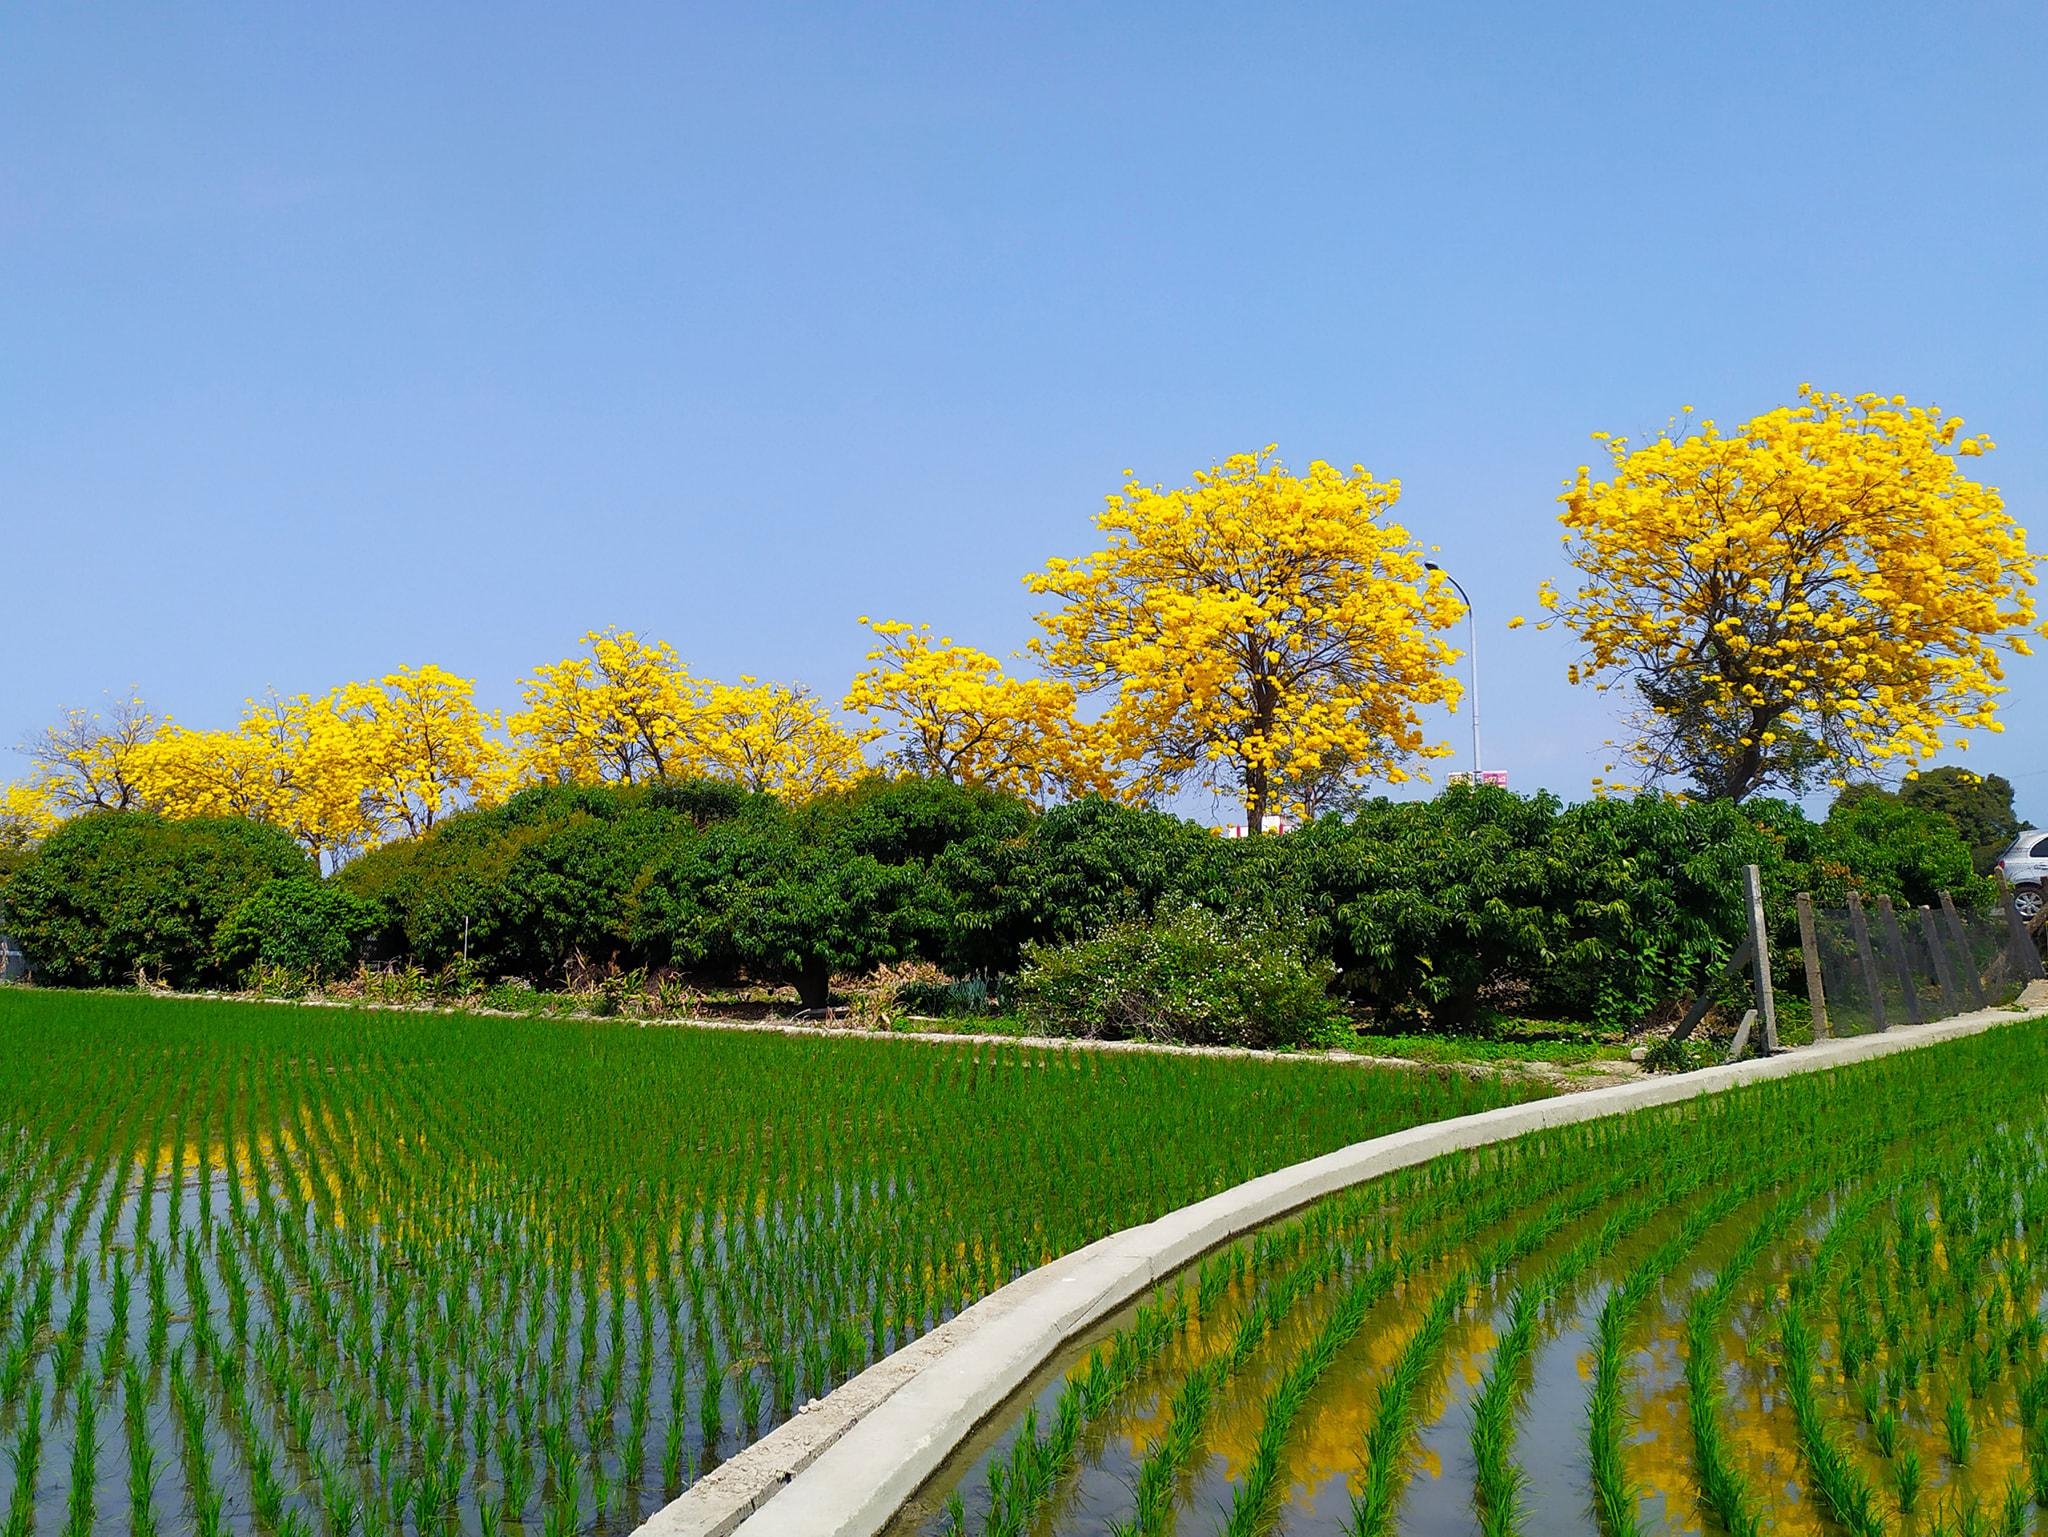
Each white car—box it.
[1994,830,2048,921]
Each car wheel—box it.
[2015,885,2046,922]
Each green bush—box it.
[3,772,1992,1037]
[1639,1036,1712,1074]
[935,797,1231,974]
[1792,789,1991,911]
[215,879,382,982]
[1014,905,1343,1048]
[1529,794,1773,1027]
[630,779,1015,1008]
[337,781,742,978]
[1897,766,2023,874]
[4,813,313,988]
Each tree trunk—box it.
[1244,676,1276,833]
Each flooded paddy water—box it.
[888,1019,2048,1537]
[0,988,1542,1537]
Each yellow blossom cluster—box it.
[842,621,1110,805]
[1542,386,2039,799]
[0,782,59,851]
[1026,448,1464,828]
[8,637,873,861]
[508,629,872,800]
[118,668,507,864]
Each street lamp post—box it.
[1424,562,1481,778]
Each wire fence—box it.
[1793,891,2037,1040]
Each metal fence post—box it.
[1796,892,1828,1039]
[1744,864,1778,1052]
[1875,895,1925,1026]
[1940,891,1989,1010]
[1847,891,1888,1032]
[1918,906,1961,1019]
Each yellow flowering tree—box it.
[128,724,288,822]
[843,620,1109,805]
[514,630,868,801]
[0,782,59,850]
[125,677,502,862]
[510,629,704,785]
[20,692,158,813]
[693,678,872,799]
[1025,450,1464,830]
[331,666,509,839]
[236,693,383,863]
[1541,387,2040,801]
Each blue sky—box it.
[4,3,2044,820]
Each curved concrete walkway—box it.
[639,992,2048,1537]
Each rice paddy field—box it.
[891,1013,2048,1537]
[0,988,1538,1537]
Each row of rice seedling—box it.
[1777,1107,2048,1535]
[0,986,1535,1536]
[894,1015,2048,1537]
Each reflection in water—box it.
[887,1038,2048,1537]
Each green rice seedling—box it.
[661,1415,685,1493]
[64,1380,98,1537]
[1784,1282,1887,1537]
[979,1289,1191,1535]
[2000,1473,2028,1537]
[53,1266,89,1394]
[1895,1446,1923,1513]
[5,1381,45,1537]
[738,1365,765,1438]
[1580,1167,1770,1537]
[1350,1270,1466,1537]
[1947,1385,1974,1465]
[123,1362,158,1537]
[698,1353,724,1452]
[1224,1257,1395,1537]
[1469,1283,1539,1533]
[1679,1175,1840,1537]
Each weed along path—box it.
[664,990,2048,1537]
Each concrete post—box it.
[1796,893,1828,1040]
[1744,864,1778,1052]
[1919,907,1962,1019]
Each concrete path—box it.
[638,988,2048,1537]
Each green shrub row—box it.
[0,777,1988,1037]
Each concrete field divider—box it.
[639,993,2048,1537]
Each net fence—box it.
[1792,894,2036,1040]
